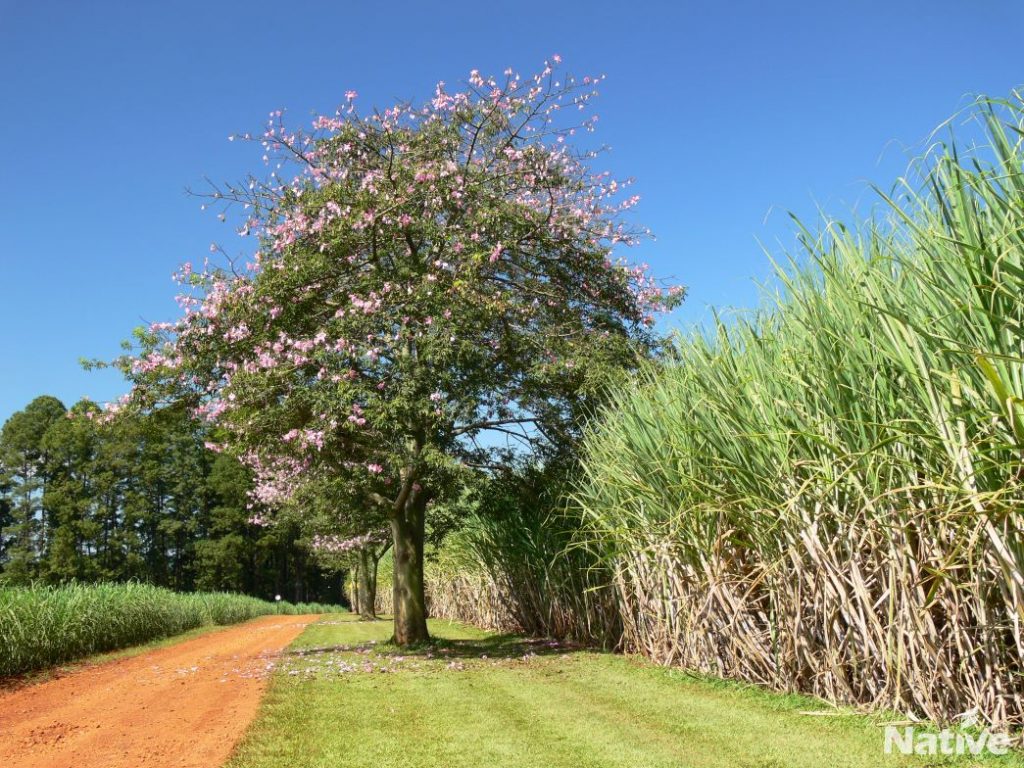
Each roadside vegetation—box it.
[398,94,1024,732]
[0,582,340,677]
[568,96,1024,728]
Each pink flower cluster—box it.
[311,531,387,554]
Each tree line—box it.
[0,395,342,602]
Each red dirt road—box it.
[0,614,319,768]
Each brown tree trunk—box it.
[349,561,362,615]
[391,492,429,645]
[356,547,377,620]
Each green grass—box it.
[0,582,342,677]
[228,615,1022,768]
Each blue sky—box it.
[2,0,1023,423]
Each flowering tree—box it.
[286,471,393,619]
[311,530,390,619]
[119,58,682,645]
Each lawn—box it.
[227,615,1021,768]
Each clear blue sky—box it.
[2,0,1022,423]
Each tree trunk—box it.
[391,492,429,645]
[367,551,379,615]
[356,547,377,620]
[350,561,363,614]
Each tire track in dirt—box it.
[0,614,319,768]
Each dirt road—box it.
[0,614,318,768]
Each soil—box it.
[0,614,319,768]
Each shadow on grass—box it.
[285,633,590,662]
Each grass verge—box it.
[228,614,1023,768]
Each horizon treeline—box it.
[0,395,341,602]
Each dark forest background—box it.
[0,395,343,603]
